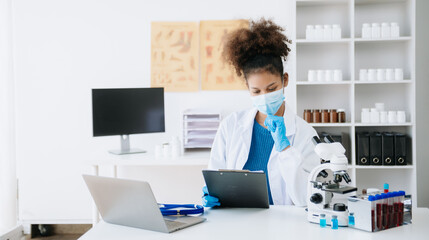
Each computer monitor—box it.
[92,88,165,155]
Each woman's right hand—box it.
[202,186,220,207]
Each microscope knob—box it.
[333,203,347,212]
[310,193,323,204]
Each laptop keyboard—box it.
[165,219,187,229]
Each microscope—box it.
[307,135,357,227]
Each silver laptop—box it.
[82,175,206,233]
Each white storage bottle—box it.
[332,24,341,39]
[323,25,332,40]
[362,23,372,39]
[306,25,315,40]
[391,22,400,38]
[381,22,391,38]
[372,23,381,39]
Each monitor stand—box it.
[109,135,146,155]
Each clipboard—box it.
[202,169,270,208]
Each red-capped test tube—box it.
[368,195,376,232]
[375,194,383,231]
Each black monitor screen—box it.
[92,88,165,137]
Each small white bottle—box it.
[376,68,386,81]
[315,25,323,40]
[370,108,380,123]
[308,70,316,82]
[333,69,342,81]
[362,23,372,39]
[359,69,368,81]
[375,102,385,112]
[323,25,332,40]
[361,108,370,123]
[397,111,406,123]
[388,111,397,123]
[395,68,404,81]
[385,68,394,81]
[381,22,391,38]
[380,111,388,123]
[391,22,400,38]
[372,23,381,39]
[306,25,315,40]
[332,24,341,39]
[317,70,325,82]
[368,69,377,81]
[325,70,333,82]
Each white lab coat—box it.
[208,103,320,206]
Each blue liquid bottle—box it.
[349,212,355,226]
[331,215,339,230]
[320,214,326,227]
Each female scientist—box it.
[202,19,320,207]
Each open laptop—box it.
[82,175,206,233]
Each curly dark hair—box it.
[222,18,292,80]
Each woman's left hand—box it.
[264,115,290,152]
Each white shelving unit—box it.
[294,0,416,204]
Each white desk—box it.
[88,151,210,225]
[79,206,429,240]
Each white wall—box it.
[416,0,429,208]
[13,0,295,222]
[0,0,17,231]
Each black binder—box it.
[382,132,395,165]
[394,133,407,165]
[369,132,382,165]
[357,132,370,165]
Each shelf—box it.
[354,80,413,84]
[296,38,352,44]
[355,0,409,6]
[310,123,352,127]
[296,81,351,85]
[355,122,413,127]
[354,165,413,169]
[354,37,412,43]
[297,0,349,7]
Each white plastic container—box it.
[315,25,323,40]
[395,68,404,81]
[376,69,385,81]
[332,24,341,39]
[333,69,342,81]
[361,108,370,123]
[397,111,406,123]
[308,70,316,82]
[380,111,388,123]
[359,69,368,81]
[325,70,333,82]
[306,25,315,40]
[368,69,377,81]
[375,103,385,112]
[388,111,397,123]
[385,68,394,81]
[155,144,162,158]
[372,23,381,39]
[317,70,324,82]
[323,25,332,40]
[381,22,391,38]
[391,22,400,38]
[362,23,372,39]
[370,108,380,123]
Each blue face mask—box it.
[251,89,285,115]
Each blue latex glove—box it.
[264,114,290,152]
[202,186,220,207]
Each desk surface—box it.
[79,206,429,240]
[89,150,210,166]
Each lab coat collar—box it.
[237,102,296,137]
[235,102,296,170]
